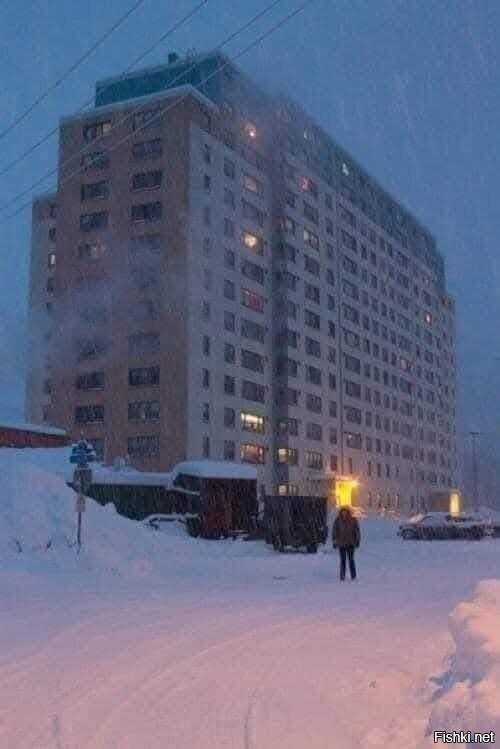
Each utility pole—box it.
[470,431,480,512]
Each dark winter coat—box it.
[333,509,360,549]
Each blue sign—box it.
[70,440,96,466]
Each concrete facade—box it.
[27,52,457,511]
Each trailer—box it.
[87,460,258,539]
[263,495,328,553]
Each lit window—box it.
[276,447,298,465]
[241,231,264,255]
[240,412,265,433]
[243,121,257,139]
[48,252,56,268]
[240,443,265,464]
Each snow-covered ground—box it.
[0,447,499,748]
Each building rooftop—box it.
[84,49,447,286]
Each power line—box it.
[0,0,149,143]
[0,0,209,179]
[2,0,296,218]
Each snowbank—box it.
[0,449,176,577]
[428,580,500,739]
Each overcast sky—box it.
[0,0,498,459]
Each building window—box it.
[303,228,319,251]
[303,201,319,224]
[202,369,211,388]
[241,411,265,433]
[305,337,321,357]
[78,240,106,260]
[277,483,299,496]
[241,231,264,255]
[81,151,110,170]
[242,173,263,195]
[224,343,236,363]
[304,307,320,330]
[224,407,235,428]
[306,393,322,413]
[83,120,111,142]
[77,338,106,361]
[306,365,322,386]
[305,451,323,470]
[47,252,56,268]
[224,188,235,208]
[202,403,210,423]
[81,180,109,201]
[224,279,236,300]
[128,435,160,456]
[224,218,235,237]
[241,380,265,403]
[80,211,108,232]
[132,107,162,131]
[132,138,163,160]
[241,287,265,313]
[242,199,265,227]
[241,318,265,343]
[224,158,235,178]
[224,375,235,395]
[48,227,56,242]
[276,447,298,465]
[128,400,160,422]
[132,170,162,191]
[224,440,235,460]
[304,255,320,276]
[241,349,264,373]
[241,259,264,284]
[243,121,257,139]
[131,201,162,223]
[306,422,323,441]
[222,249,235,269]
[345,432,362,449]
[202,436,210,458]
[75,405,104,423]
[128,366,160,387]
[76,371,105,391]
[224,311,235,332]
[241,443,265,464]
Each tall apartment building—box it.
[26,51,457,512]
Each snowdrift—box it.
[0,448,267,580]
[0,449,173,576]
[428,580,500,738]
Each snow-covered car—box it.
[398,512,493,540]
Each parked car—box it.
[398,512,493,540]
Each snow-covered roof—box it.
[0,419,67,437]
[91,465,172,487]
[171,460,258,481]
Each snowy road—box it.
[1,526,499,749]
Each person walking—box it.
[333,506,360,581]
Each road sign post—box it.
[70,440,95,552]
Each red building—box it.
[0,421,69,449]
